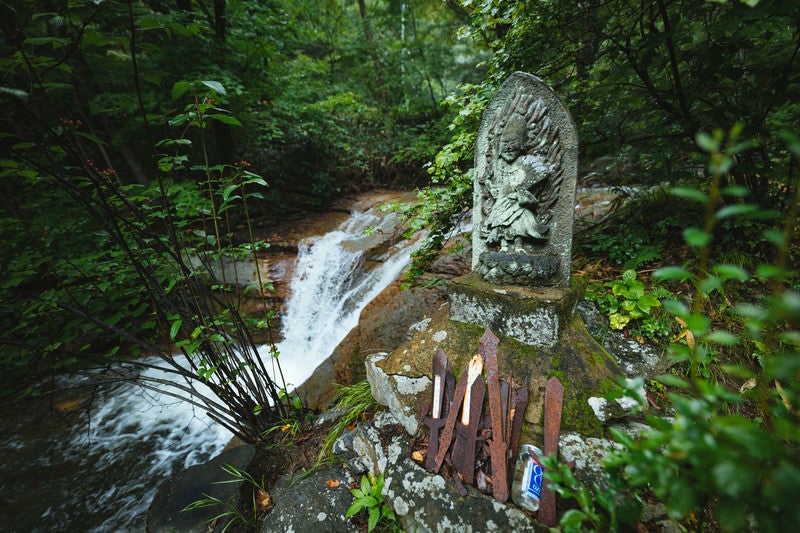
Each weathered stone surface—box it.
[473,72,578,288]
[260,465,358,533]
[367,352,431,435]
[333,412,548,533]
[447,273,581,348]
[371,303,624,444]
[147,443,256,533]
[578,301,669,379]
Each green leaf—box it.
[763,229,787,247]
[714,204,759,220]
[706,330,740,346]
[653,266,694,282]
[683,227,711,247]
[720,185,750,198]
[714,460,755,498]
[170,319,182,340]
[720,364,754,379]
[685,313,711,333]
[715,498,749,532]
[202,80,226,95]
[656,373,689,388]
[75,131,107,145]
[670,186,708,203]
[662,299,689,318]
[695,131,719,153]
[756,264,786,279]
[0,86,29,100]
[368,506,379,531]
[345,499,365,518]
[206,113,242,126]
[559,509,589,530]
[171,81,191,100]
[713,264,750,282]
[699,275,722,295]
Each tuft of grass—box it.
[318,380,376,463]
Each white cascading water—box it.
[0,204,419,532]
[270,207,421,390]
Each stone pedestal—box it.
[447,273,580,348]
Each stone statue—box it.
[473,72,577,287]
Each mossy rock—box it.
[376,301,624,442]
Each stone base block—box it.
[447,273,580,348]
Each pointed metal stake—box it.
[539,376,564,526]
[424,349,449,470]
[433,360,472,473]
[480,329,510,502]
[508,377,529,463]
[451,367,485,484]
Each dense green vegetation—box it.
[1,0,798,530]
[0,0,477,408]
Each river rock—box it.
[260,465,359,533]
[146,443,256,533]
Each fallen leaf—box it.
[325,479,341,488]
[411,450,424,463]
[256,488,271,509]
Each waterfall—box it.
[269,206,421,390]
[0,202,419,532]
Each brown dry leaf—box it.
[411,450,424,463]
[673,317,695,349]
[256,488,271,510]
[739,378,757,394]
[325,479,341,489]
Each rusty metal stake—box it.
[480,328,510,503]
[507,377,529,462]
[424,349,449,470]
[451,361,485,484]
[433,359,472,473]
[539,376,564,526]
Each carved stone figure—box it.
[473,72,577,287]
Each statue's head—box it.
[499,114,526,163]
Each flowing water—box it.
[270,207,420,389]
[0,203,418,532]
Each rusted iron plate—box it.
[539,376,564,526]
[480,328,509,502]
[451,375,485,484]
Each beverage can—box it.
[511,444,544,512]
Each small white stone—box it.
[317,512,327,521]
[588,396,608,422]
[432,330,447,342]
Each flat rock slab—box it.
[447,273,581,348]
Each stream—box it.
[0,200,418,532]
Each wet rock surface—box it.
[147,443,256,533]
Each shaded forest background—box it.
[1,1,799,530]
